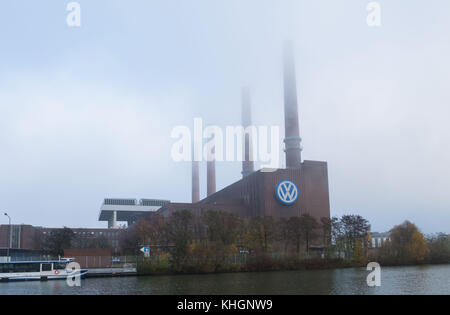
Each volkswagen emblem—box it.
[276,180,299,205]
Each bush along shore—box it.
[136,255,365,276]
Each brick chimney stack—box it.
[283,41,302,168]
[241,87,255,178]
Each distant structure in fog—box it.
[283,41,302,169]
[192,149,200,203]
[241,87,255,178]
[162,41,330,229]
[206,147,216,197]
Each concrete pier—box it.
[86,267,137,278]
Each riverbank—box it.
[135,253,450,277]
[136,255,366,276]
[86,267,137,278]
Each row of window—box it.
[104,199,136,206]
[371,237,389,248]
[42,231,119,238]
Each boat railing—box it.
[2,256,138,269]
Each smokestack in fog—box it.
[206,138,216,196]
[192,159,200,203]
[241,87,254,178]
[207,159,216,197]
[283,41,302,169]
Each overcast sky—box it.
[0,0,449,233]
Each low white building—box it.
[99,198,169,228]
[370,232,390,248]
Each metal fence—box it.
[70,256,137,269]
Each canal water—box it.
[1,264,449,295]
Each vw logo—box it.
[276,180,299,205]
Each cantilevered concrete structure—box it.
[99,198,169,228]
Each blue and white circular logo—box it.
[276,180,299,205]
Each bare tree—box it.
[340,215,370,256]
[320,217,332,247]
[299,214,319,255]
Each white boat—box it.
[0,259,88,282]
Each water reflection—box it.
[0,265,449,295]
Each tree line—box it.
[120,210,373,273]
[38,211,450,273]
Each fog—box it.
[0,0,449,233]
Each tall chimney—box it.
[207,159,216,197]
[283,41,302,168]
[241,87,254,178]
[206,139,216,196]
[192,159,200,203]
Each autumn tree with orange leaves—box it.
[379,221,428,264]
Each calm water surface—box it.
[1,265,449,295]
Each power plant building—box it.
[99,42,330,232]
[162,42,330,224]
